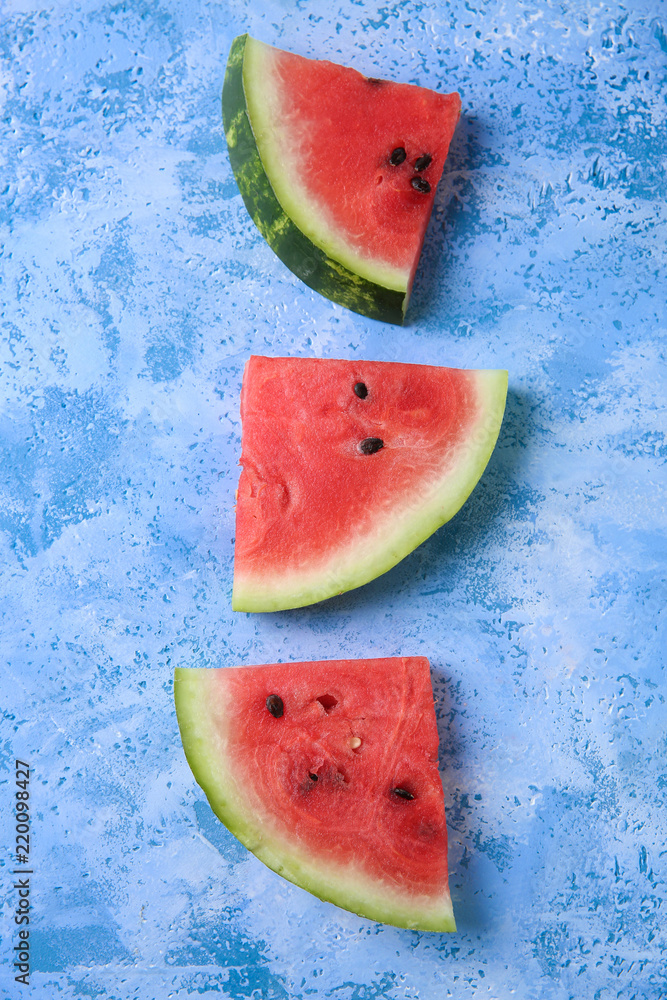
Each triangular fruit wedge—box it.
[222,34,461,324]
[232,355,508,612]
[175,657,455,932]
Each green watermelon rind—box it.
[241,37,409,293]
[222,34,408,325]
[174,666,456,932]
[232,368,509,613]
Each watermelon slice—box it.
[232,355,508,612]
[174,656,455,931]
[222,34,461,324]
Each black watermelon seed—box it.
[354,381,368,399]
[309,772,318,782]
[266,694,284,718]
[411,177,431,194]
[393,787,415,800]
[359,437,384,455]
[389,146,407,166]
[414,154,432,172]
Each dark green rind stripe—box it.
[222,34,407,326]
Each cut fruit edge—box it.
[232,368,508,612]
[174,665,456,932]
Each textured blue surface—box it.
[1,0,666,997]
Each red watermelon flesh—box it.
[232,355,508,611]
[248,41,462,278]
[174,657,455,931]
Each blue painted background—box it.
[1,1,666,997]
